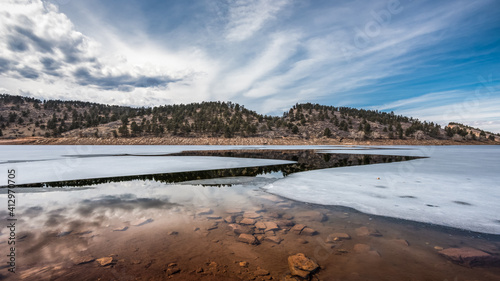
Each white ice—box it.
[0,145,295,185]
[263,145,500,235]
[1,145,499,235]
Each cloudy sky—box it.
[1,0,499,132]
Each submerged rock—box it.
[439,247,498,267]
[224,215,236,223]
[255,221,267,230]
[393,239,409,246]
[238,234,259,244]
[228,224,253,235]
[197,208,213,216]
[326,233,351,242]
[96,257,114,266]
[206,215,222,220]
[73,256,95,265]
[355,226,382,237]
[264,236,283,244]
[290,224,306,235]
[277,220,295,228]
[264,222,280,232]
[243,211,262,219]
[300,227,318,236]
[287,253,319,279]
[254,268,270,276]
[240,218,256,225]
[207,222,218,231]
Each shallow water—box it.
[0,145,499,280]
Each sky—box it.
[0,0,499,132]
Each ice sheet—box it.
[0,153,293,185]
[2,145,499,235]
[264,145,500,234]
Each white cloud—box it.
[0,0,499,133]
[225,0,290,42]
[376,89,500,133]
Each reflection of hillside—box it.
[15,150,420,188]
[171,150,420,175]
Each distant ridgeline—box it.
[0,93,498,142]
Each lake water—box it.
[0,145,499,280]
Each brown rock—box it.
[282,214,294,220]
[300,227,318,236]
[206,215,222,220]
[243,212,261,219]
[254,268,270,276]
[228,224,253,235]
[96,257,114,266]
[255,221,267,230]
[265,236,283,244]
[290,224,306,235]
[326,233,351,242]
[73,256,95,265]
[113,226,128,232]
[240,218,256,225]
[353,244,371,253]
[287,253,319,278]
[166,267,180,276]
[268,212,281,218]
[355,226,382,237]
[264,222,280,231]
[239,261,249,267]
[277,220,295,228]
[207,222,218,231]
[438,247,497,267]
[282,274,302,281]
[393,239,409,246]
[197,208,213,216]
[224,215,235,223]
[238,234,258,244]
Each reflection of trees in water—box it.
[15,150,421,188]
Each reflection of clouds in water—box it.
[78,194,177,214]
[8,179,270,266]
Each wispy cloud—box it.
[1,0,499,131]
[224,0,290,42]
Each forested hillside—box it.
[0,94,498,142]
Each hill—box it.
[0,94,498,144]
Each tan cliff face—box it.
[0,94,498,144]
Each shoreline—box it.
[0,136,497,145]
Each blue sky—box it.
[0,0,499,132]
